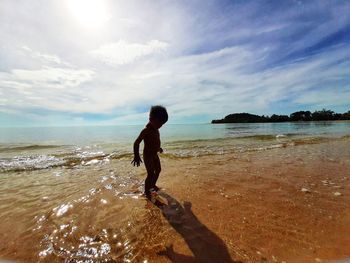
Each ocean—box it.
[1,121,350,172]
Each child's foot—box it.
[150,188,158,195]
[153,185,160,191]
[144,193,152,201]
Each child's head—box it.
[149,105,168,128]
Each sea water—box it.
[1,121,350,172]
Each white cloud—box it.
[294,88,350,107]
[2,42,349,122]
[0,66,95,112]
[90,40,169,65]
[115,44,350,119]
[21,46,62,65]
[98,111,149,125]
[2,66,94,89]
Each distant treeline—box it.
[212,109,350,123]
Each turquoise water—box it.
[1,122,350,145]
[1,121,350,172]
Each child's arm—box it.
[131,129,146,167]
[159,138,163,153]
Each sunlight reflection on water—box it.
[31,169,167,263]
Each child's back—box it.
[143,122,161,156]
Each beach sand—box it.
[159,138,350,263]
[1,137,350,262]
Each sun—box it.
[66,0,111,28]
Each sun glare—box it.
[67,0,111,28]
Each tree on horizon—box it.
[212,109,350,123]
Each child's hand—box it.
[159,147,163,153]
[131,155,142,167]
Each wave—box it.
[1,135,349,173]
[0,155,66,172]
[166,133,304,145]
[232,133,307,140]
[0,150,135,172]
[0,144,63,153]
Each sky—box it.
[0,0,350,126]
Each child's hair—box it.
[150,105,168,124]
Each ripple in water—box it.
[34,173,167,263]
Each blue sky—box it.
[0,0,350,126]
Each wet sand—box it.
[1,137,350,262]
[159,138,350,263]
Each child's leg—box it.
[145,173,153,195]
[151,155,161,189]
[143,157,155,195]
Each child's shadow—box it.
[153,192,242,263]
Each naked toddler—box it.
[132,105,168,196]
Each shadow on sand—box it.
[150,191,242,263]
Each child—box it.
[132,105,168,196]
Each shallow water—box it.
[1,122,350,262]
[0,158,166,262]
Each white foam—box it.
[276,134,286,138]
[0,155,64,171]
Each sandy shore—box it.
[152,138,350,263]
[1,137,350,262]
